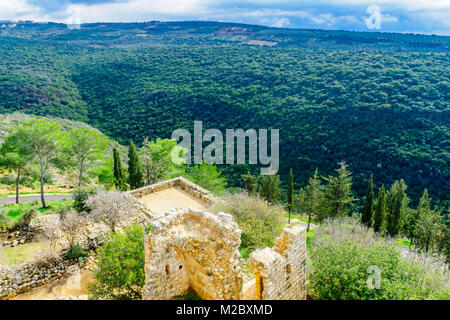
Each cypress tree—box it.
[287,168,294,224]
[407,189,429,247]
[387,179,409,237]
[128,140,143,189]
[113,147,127,191]
[361,174,374,227]
[372,185,386,233]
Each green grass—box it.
[0,199,73,222]
[239,246,253,259]
[394,237,413,249]
[0,241,49,265]
[306,229,316,249]
[285,213,320,226]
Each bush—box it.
[185,162,227,195]
[0,212,14,232]
[59,209,87,249]
[212,192,284,250]
[65,245,88,260]
[13,209,38,231]
[309,218,450,300]
[88,224,145,300]
[73,186,99,213]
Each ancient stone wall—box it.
[0,255,95,300]
[142,207,307,300]
[142,208,243,300]
[248,224,307,300]
[136,178,307,300]
[0,200,147,300]
[131,177,214,205]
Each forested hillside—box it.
[0,21,448,207]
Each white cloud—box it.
[0,0,41,20]
[242,0,450,11]
[0,0,447,34]
[272,17,290,28]
[381,14,398,23]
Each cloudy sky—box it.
[1,0,449,35]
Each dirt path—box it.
[12,268,93,300]
[283,218,318,230]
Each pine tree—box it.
[386,179,409,237]
[241,172,259,195]
[259,175,281,204]
[372,185,386,233]
[113,147,127,191]
[296,169,324,232]
[287,168,294,224]
[321,162,354,220]
[128,140,143,189]
[361,174,374,227]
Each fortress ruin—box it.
[131,177,307,300]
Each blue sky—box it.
[1,0,449,35]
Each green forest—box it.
[0,21,448,209]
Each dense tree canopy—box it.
[0,21,448,208]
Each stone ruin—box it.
[142,208,243,300]
[248,224,307,300]
[132,177,307,300]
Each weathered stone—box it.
[247,224,307,300]
[130,178,308,301]
[142,208,243,300]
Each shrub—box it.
[13,209,38,231]
[0,212,14,232]
[59,209,87,249]
[212,192,284,250]
[185,162,227,195]
[73,186,99,213]
[65,245,88,260]
[85,191,137,232]
[309,218,450,300]
[88,224,145,300]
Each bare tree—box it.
[60,210,87,249]
[85,191,137,232]
[38,216,60,254]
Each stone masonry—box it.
[131,177,215,207]
[133,177,307,300]
[142,208,243,300]
[248,224,307,300]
